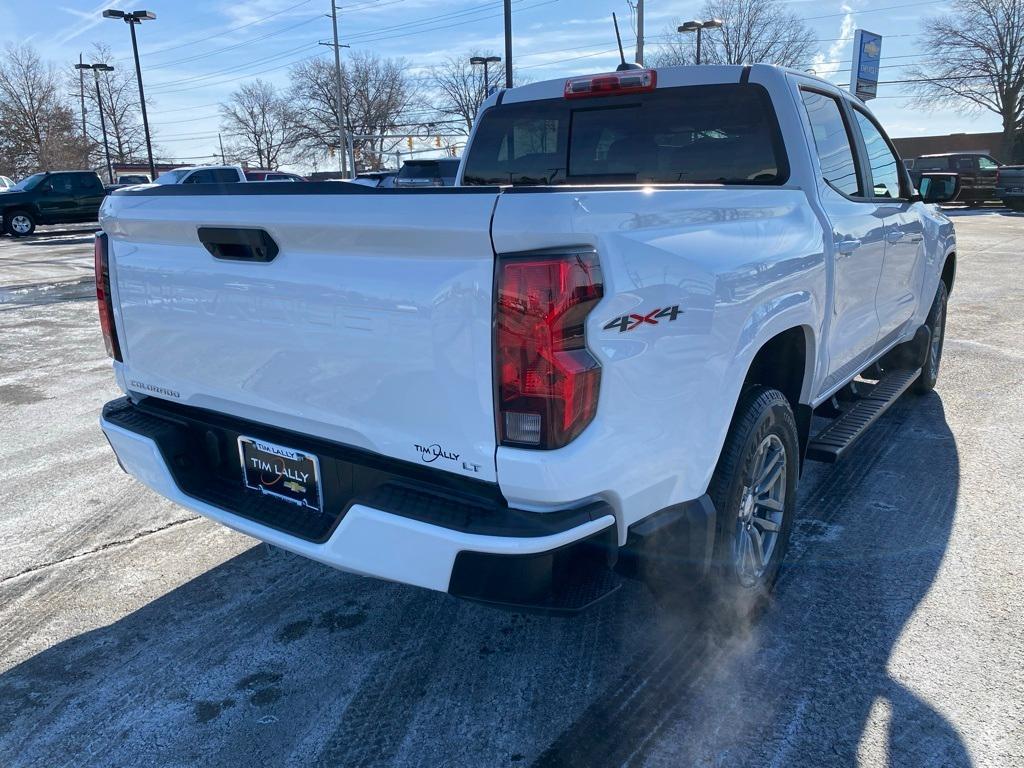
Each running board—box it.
[806,369,920,463]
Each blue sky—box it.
[0,0,1002,171]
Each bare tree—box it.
[430,54,491,135]
[289,52,417,171]
[905,0,1024,163]
[80,43,148,166]
[0,44,88,178]
[429,52,530,135]
[220,79,297,169]
[653,0,816,68]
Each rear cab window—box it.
[462,84,788,186]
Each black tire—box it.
[707,387,799,617]
[914,280,948,394]
[1005,199,1024,212]
[4,209,36,237]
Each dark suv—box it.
[394,158,461,188]
[0,170,107,236]
[909,153,1001,206]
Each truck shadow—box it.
[0,395,964,767]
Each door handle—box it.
[885,230,905,244]
[835,238,861,257]
[197,227,279,262]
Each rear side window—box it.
[462,84,787,186]
[73,174,101,192]
[210,168,240,183]
[400,162,441,179]
[800,90,861,198]
[915,158,948,171]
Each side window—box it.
[800,90,862,197]
[184,170,213,184]
[73,174,101,192]
[954,157,975,171]
[852,110,903,199]
[48,174,74,194]
[210,168,240,183]
[978,156,999,170]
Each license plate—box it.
[238,436,322,512]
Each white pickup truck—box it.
[97,64,957,613]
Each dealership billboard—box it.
[850,29,882,101]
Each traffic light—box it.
[435,136,441,148]
[407,137,414,150]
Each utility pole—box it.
[635,0,644,66]
[219,133,226,164]
[503,0,513,88]
[329,1,352,177]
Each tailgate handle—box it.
[197,227,279,262]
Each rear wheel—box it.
[914,281,948,394]
[4,210,35,237]
[705,387,800,619]
[1005,199,1024,212]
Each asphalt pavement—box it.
[0,211,1022,767]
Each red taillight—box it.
[564,69,656,99]
[94,233,122,361]
[496,250,603,449]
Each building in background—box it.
[893,132,1022,164]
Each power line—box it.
[147,15,324,70]
[140,0,315,61]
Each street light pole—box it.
[78,53,87,142]
[103,10,157,180]
[677,19,723,65]
[77,63,115,183]
[470,55,502,102]
[503,0,513,88]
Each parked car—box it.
[0,175,15,192]
[117,173,151,185]
[154,165,246,185]
[348,170,399,188]
[98,64,957,614]
[393,158,460,187]
[994,165,1024,211]
[909,152,1001,206]
[244,170,306,182]
[0,170,107,236]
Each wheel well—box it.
[742,327,808,411]
[742,327,812,463]
[941,252,956,295]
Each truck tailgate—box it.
[101,188,501,482]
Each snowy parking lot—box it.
[1,210,1022,767]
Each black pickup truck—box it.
[908,152,1001,206]
[0,170,110,236]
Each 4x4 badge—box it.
[603,305,682,333]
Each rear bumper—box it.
[100,397,616,605]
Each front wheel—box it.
[706,386,799,615]
[914,280,948,394]
[4,210,36,237]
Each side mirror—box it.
[918,173,961,204]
